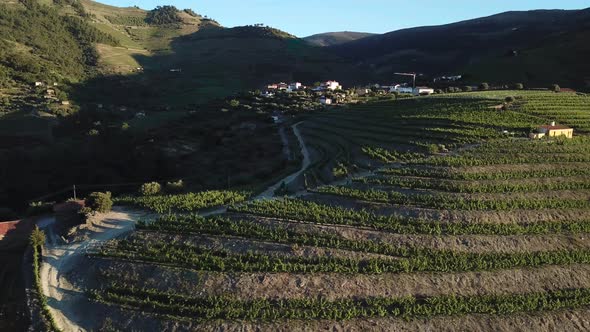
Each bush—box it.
[550,84,561,92]
[30,226,46,248]
[85,192,113,213]
[165,180,184,193]
[229,99,240,107]
[140,182,161,196]
[427,144,440,154]
[0,207,17,221]
[479,82,489,90]
[26,201,54,217]
[505,96,515,103]
[513,83,524,90]
[461,86,472,92]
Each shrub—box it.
[479,82,489,90]
[140,182,161,196]
[85,192,113,213]
[0,207,17,221]
[26,201,54,217]
[87,129,99,136]
[550,84,561,92]
[229,99,240,107]
[461,86,472,92]
[427,144,440,154]
[30,226,46,248]
[505,96,515,103]
[513,83,524,90]
[165,180,184,193]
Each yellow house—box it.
[536,121,574,138]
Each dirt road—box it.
[256,122,311,200]
[39,121,312,331]
[40,208,150,332]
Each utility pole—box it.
[73,184,77,200]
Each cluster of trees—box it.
[145,6,182,25]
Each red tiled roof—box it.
[0,220,20,236]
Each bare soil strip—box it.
[303,193,590,224]
[97,261,590,301]
[230,214,590,253]
[128,231,391,260]
[188,308,590,332]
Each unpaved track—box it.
[40,208,149,332]
[40,121,314,331]
[256,122,311,200]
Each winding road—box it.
[39,121,313,331]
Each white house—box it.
[413,87,434,96]
[322,81,342,91]
[34,82,44,87]
[287,82,302,92]
[320,97,332,105]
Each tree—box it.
[140,182,161,196]
[505,96,515,103]
[30,226,46,248]
[229,99,240,107]
[550,84,560,92]
[146,6,181,25]
[461,86,472,92]
[85,192,113,213]
[513,83,524,90]
[479,82,489,90]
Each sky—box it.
[98,0,589,37]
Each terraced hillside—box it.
[44,91,590,331]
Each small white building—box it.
[287,82,302,92]
[322,81,342,91]
[61,100,70,105]
[413,87,434,96]
[320,97,332,105]
[34,82,44,87]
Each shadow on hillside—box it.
[72,26,371,108]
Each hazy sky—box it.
[99,0,589,37]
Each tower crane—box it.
[394,72,417,89]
